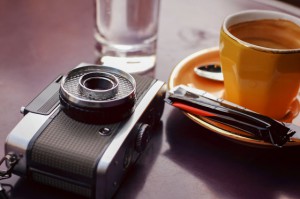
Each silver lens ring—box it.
[79,72,119,100]
[59,65,136,123]
[60,65,136,109]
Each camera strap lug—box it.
[0,153,20,180]
[0,153,21,199]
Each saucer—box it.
[168,47,300,147]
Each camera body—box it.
[5,64,166,199]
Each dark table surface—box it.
[1,0,300,198]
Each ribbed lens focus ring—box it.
[59,65,136,124]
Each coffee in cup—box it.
[220,10,300,119]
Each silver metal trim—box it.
[5,107,58,174]
[78,72,119,100]
[95,80,165,199]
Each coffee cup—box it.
[220,10,300,119]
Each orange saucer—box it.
[168,47,300,147]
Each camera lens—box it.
[84,77,113,90]
[59,65,136,124]
[79,72,119,100]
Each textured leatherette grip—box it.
[30,111,121,197]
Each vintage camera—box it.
[5,64,166,198]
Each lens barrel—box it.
[59,65,136,124]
